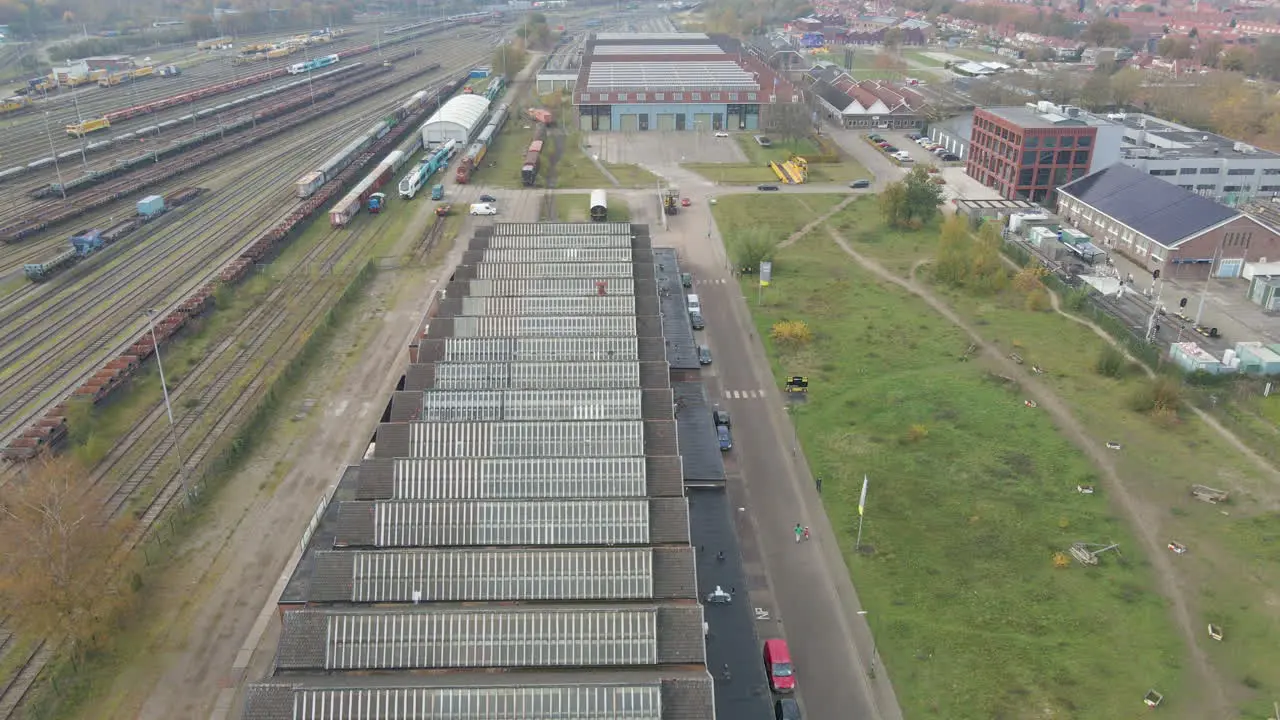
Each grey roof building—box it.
[244,222,714,720]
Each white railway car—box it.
[590,189,608,222]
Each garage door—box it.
[656,114,676,131]
[693,113,713,131]
[598,115,611,131]
[1216,258,1244,278]
[726,112,741,130]
[579,114,593,132]
[619,114,639,132]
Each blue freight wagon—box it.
[431,184,444,200]
[70,229,103,255]
[469,67,491,78]
[137,194,165,218]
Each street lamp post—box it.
[144,310,192,499]
[42,111,67,200]
[856,610,878,678]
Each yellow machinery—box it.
[130,66,154,80]
[66,117,110,137]
[769,154,809,184]
[1,96,30,114]
[98,73,123,87]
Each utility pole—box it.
[144,310,192,500]
[1193,238,1225,327]
[42,112,67,200]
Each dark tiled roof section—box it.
[241,684,293,720]
[672,382,726,483]
[641,388,674,420]
[451,265,478,281]
[633,261,656,281]
[307,551,357,602]
[662,677,716,720]
[333,502,377,547]
[404,364,437,392]
[390,391,422,423]
[640,362,671,389]
[276,609,330,670]
[635,293,661,316]
[650,497,691,544]
[646,456,684,497]
[632,248,654,266]
[374,423,412,458]
[1057,163,1238,246]
[813,80,854,111]
[636,315,664,338]
[652,547,697,598]
[638,336,667,361]
[425,317,455,339]
[644,420,679,456]
[279,465,362,604]
[354,457,394,500]
[657,606,706,664]
[436,296,464,317]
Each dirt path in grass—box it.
[777,195,857,250]
[831,229,1230,719]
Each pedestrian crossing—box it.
[694,278,729,285]
[724,389,767,400]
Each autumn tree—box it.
[1108,67,1145,109]
[0,456,136,665]
[1157,36,1194,60]
[492,40,529,77]
[764,101,812,142]
[880,166,945,229]
[732,229,780,273]
[771,320,813,348]
[882,27,905,52]
[933,215,971,286]
[1080,69,1113,109]
[932,217,1007,293]
[1081,18,1130,47]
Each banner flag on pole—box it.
[858,475,868,517]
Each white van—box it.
[894,150,913,163]
[686,294,701,312]
[469,203,497,216]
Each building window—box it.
[711,93,721,101]
[616,93,627,102]
[598,94,609,102]
[1149,169,1177,176]
[1227,168,1256,176]
[1261,185,1280,191]
[1224,185,1242,192]
[1061,136,1075,148]
[1179,167,1198,175]
[1077,136,1092,147]
[1264,168,1280,175]
[1022,150,1034,166]
[747,93,757,101]
[655,93,665,101]
[637,93,646,101]
[1074,150,1089,164]
[1025,135,1040,148]
[1200,167,1220,174]
[673,93,684,101]
[1035,168,1050,185]
[692,93,702,101]
[1039,150,1054,164]
[1197,183,1216,191]
[1044,136,1057,148]
[729,93,738,101]
[580,93,590,101]
[1054,167,1069,185]
[1057,150,1071,164]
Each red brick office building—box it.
[965,106,1100,204]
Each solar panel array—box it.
[439,336,641,363]
[466,277,637,297]
[486,234,635,249]
[586,61,759,91]
[450,315,639,338]
[431,362,642,392]
[405,420,645,458]
[287,684,665,720]
[481,248,635,265]
[460,295,638,317]
[492,222,633,236]
[372,499,652,547]
[393,457,648,499]
[422,388,644,422]
[475,262,635,280]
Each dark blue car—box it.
[717,425,732,451]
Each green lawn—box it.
[711,194,848,247]
[684,137,871,185]
[605,162,661,189]
[816,197,1280,718]
[905,50,947,67]
[723,205,1188,718]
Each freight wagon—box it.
[66,118,110,137]
[590,189,608,222]
[521,140,543,186]
[455,142,486,184]
[330,150,405,227]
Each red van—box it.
[763,638,796,693]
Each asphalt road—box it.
[656,189,904,720]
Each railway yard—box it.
[0,10,679,718]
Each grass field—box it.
[808,196,1280,717]
[684,136,871,185]
[467,116,657,190]
[904,50,948,67]
[710,193,848,249]
[550,193,631,222]
[722,205,1189,718]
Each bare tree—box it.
[0,457,135,664]
[764,101,813,142]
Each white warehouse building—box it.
[420,94,491,147]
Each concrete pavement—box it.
[657,190,904,720]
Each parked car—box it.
[714,131,729,138]
[698,345,713,365]
[717,425,733,451]
[942,153,960,161]
[775,698,802,720]
[713,409,731,427]
[478,194,497,203]
[763,639,796,692]
[868,134,883,142]
[681,197,691,207]
[757,184,779,191]
[690,311,705,330]
[681,272,693,288]
[849,179,871,189]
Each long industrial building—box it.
[241,222,717,719]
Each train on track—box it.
[287,53,340,75]
[521,109,553,187]
[23,188,206,282]
[329,149,409,226]
[295,84,439,200]
[398,139,457,199]
[590,189,608,221]
[3,71,472,461]
[454,99,510,184]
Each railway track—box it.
[0,48,488,446]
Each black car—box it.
[479,194,497,202]
[690,311,705,330]
[698,345,713,365]
[757,184,779,191]
[775,698,802,720]
[849,179,871,189]
[713,409,731,427]
[681,272,693,288]
[942,153,960,161]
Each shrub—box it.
[1025,288,1051,311]
[771,320,813,348]
[1095,345,1128,378]
[1130,375,1183,417]
[904,423,929,442]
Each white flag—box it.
[858,475,868,517]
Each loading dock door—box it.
[693,113,713,131]
[1216,258,1244,278]
[598,115,612,131]
[619,114,639,132]
[580,114,593,132]
[657,114,676,131]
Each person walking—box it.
[803,526,811,542]
[794,523,803,543]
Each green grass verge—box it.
[710,194,849,251]
[823,198,1280,718]
[683,136,870,185]
[730,218,1187,719]
[904,50,947,67]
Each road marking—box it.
[754,607,772,621]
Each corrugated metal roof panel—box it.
[392,457,648,499]
[422,388,644,422]
[404,420,644,457]
[372,499,651,546]
[344,548,655,603]
[467,277,637,296]
[493,222,632,236]
[486,234,635,249]
[431,361,641,391]
[450,315,639,337]
[290,684,663,720]
[481,248,634,264]
[475,262,634,279]
[440,337,640,363]
[460,295,637,316]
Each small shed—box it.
[1247,275,1280,312]
[420,94,491,147]
[1169,342,1224,374]
[1234,342,1280,375]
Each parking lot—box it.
[584,130,748,167]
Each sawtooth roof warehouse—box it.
[572,32,801,132]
